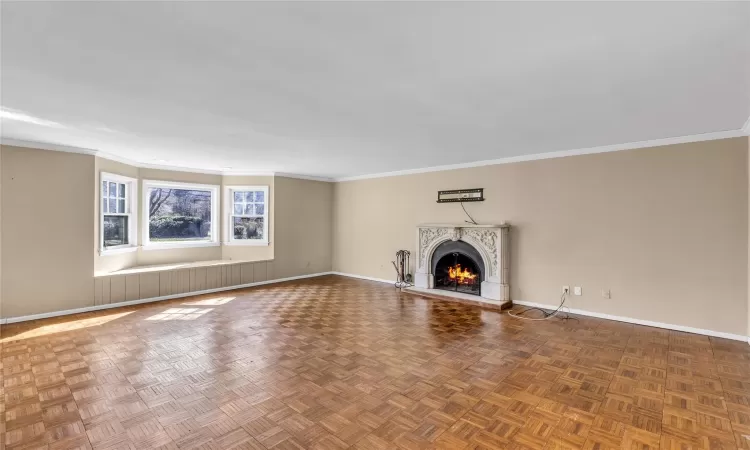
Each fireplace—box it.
[432,240,484,296]
[414,224,510,305]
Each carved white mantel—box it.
[414,224,510,303]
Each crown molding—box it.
[334,128,745,182]
[3,127,745,185]
[275,172,334,182]
[1,137,96,155]
[222,170,276,177]
[0,138,332,181]
[137,161,224,176]
[0,137,140,167]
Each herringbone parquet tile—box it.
[1,275,749,449]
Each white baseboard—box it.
[0,272,333,325]
[330,271,394,285]
[513,300,748,343]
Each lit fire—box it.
[448,264,477,285]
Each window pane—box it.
[109,182,117,198]
[244,204,254,215]
[245,192,254,202]
[148,187,212,242]
[254,191,264,202]
[234,191,243,202]
[233,204,243,215]
[119,199,126,213]
[255,203,264,215]
[109,198,117,212]
[233,217,263,240]
[102,198,108,213]
[103,215,129,247]
[119,183,126,198]
[102,181,107,197]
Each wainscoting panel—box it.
[254,261,267,282]
[221,266,230,287]
[140,273,160,299]
[111,276,126,303]
[190,268,206,292]
[94,260,274,308]
[177,269,190,294]
[231,265,242,286]
[159,271,171,297]
[206,266,220,289]
[125,274,140,301]
[169,270,180,294]
[94,278,104,306]
[101,277,111,305]
[266,261,274,281]
[241,263,254,284]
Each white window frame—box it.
[142,180,220,250]
[100,172,138,255]
[224,185,269,246]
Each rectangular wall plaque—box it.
[437,188,484,203]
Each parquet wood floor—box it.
[2,275,749,450]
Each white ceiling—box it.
[1,2,749,180]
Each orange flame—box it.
[448,264,477,285]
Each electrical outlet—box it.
[574,286,582,296]
[562,286,570,295]
[602,289,611,299]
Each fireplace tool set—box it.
[392,250,412,289]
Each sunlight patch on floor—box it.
[146,308,213,321]
[1,311,133,342]
[181,296,235,306]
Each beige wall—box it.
[333,138,749,336]
[1,145,96,317]
[274,176,333,278]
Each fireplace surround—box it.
[414,224,510,304]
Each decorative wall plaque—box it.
[437,188,484,203]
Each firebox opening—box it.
[434,252,481,296]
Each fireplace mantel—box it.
[414,223,510,303]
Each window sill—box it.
[94,257,274,277]
[142,242,221,251]
[224,241,270,247]
[100,246,138,256]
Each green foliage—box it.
[150,215,206,238]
